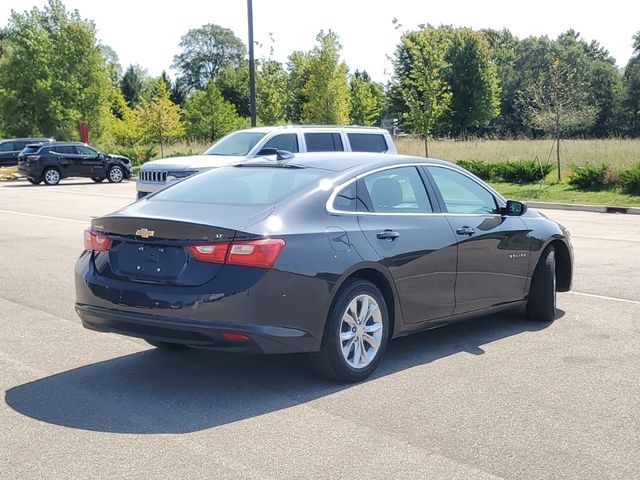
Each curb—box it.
[527,201,640,215]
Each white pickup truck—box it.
[136,125,396,199]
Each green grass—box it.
[396,137,640,178]
[490,181,640,207]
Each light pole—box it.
[247,0,256,127]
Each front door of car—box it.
[76,145,105,177]
[355,166,458,323]
[425,166,531,314]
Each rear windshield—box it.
[151,166,326,205]
[21,146,42,155]
[204,132,266,156]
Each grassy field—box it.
[395,137,640,176]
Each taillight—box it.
[188,243,229,264]
[27,155,40,161]
[84,229,111,251]
[188,238,285,268]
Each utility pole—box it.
[247,0,256,127]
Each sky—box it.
[1,0,639,82]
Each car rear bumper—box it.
[74,251,330,354]
[76,303,311,354]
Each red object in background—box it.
[78,121,89,143]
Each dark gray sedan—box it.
[75,152,573,382]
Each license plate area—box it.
[110,242,187,280]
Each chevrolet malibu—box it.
[75,153,573,382]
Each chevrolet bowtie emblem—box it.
[135,228,155,239]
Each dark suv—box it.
[0,138,51,166]
[18,142,132,185]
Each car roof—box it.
[240,152,456,173]
[234,125,390,135]
[1,137,50,142]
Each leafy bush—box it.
[568,164,609,190]
[114,145,158,165]
[494,160,553,184]
[456,160,496,180]
[619,164,640,194]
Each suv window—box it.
[22,145,42,155]
[76,145,98,155]
[347,133,388,153]
[304,133,344,152]
[54,145,78,155]
[262,134,299,153]
[332,182,357,212]
[428,167,498,214]
[361,167,432,213]
[0,142,14,152]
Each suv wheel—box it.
[309,280,389,382]
[43,168,61,186]
[107,165,124,183]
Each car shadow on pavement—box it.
[5,309,558,434]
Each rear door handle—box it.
[456,226,475,236]
[376,229,400,241]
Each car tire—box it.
[309,280,389,383]
[42,167,61,186]
[27,178,41,185]
[91,176,105,183]
[526,245,557,322]
[144,339,189,350]
[107,165,124,183]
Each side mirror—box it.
[503,200,527,216]
[256,148,278,156]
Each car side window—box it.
[361,167,432,213]
[333,182,357,212]
[0,142,13,152]
[428,166,498,214]
[262,134,299,153]
[304,133,344,152]
[347,133,388,153]
[54,145,77,155]
[76,146,98,155]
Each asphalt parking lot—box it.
[1,179,638,479]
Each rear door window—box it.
[347,133,388,153]
[304,133,344,152]
[0,142,14,152]
[55,145,78,155]
[262,134,299,153]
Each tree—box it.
[623,32,640,135]
[183,81,241,142]
[216,63,250,117]
[523,59,597,180]
[172,23,246,90]
[444,29,500,136]
[0,0,114,140]
[285,51,310,123]
[300,30,350,125]
[393,26,451,156]
[120,65,147,108]
[256,60,288,125]
[136,80,184,157]
[349,70,383,126]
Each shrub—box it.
[456,160,496,180]
[619,163,640,195]
[568,164,609,190]
[114,145,158,165]
[494,160,553,184]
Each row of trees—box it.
[1,0,639,158]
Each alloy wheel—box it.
[109,167,123,183]
[339,294,383,369]
[44,169,60,185]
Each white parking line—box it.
[573,234,640,244]
[43,189,133,199]
[0,209,89,224]
[566,291,640,306]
